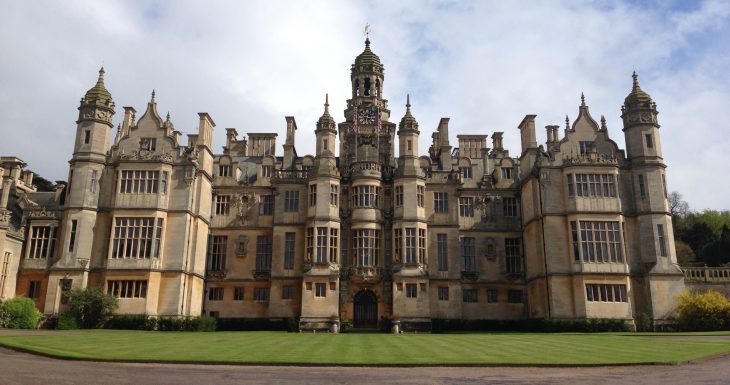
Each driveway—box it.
[1,345,729,385]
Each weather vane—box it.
[364,23,371,39]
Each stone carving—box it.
[562,153,618,166]
[0,209,10,225]
[119,150,173,163]
[29,206,59,219]
[475,194,500,221]
[236,235,249,257]
[232,192,257,225]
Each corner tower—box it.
[48,68,115,313]
[621,72,684,325]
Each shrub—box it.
[0,297,43,329]
[340,319,353,332]
[197,316,218,332]
[156,316,217,332]
[216,317,289,331]
[287,317,300,332]
[674,290,730,331]
[635,312,654,332]
[0,303,10,328]
[56,312,79,330]
[430,318,628,333]
[104,314,156,330]
[66,288,118,329]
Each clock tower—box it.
[338,38,395,166]
[337,38,397,329]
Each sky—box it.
[1,0,729,210]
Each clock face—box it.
[358,108,377,124]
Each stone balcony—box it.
[573,262,629,275]
[105,258,161,270]
[348,265,384,283]
[392,262,428,277]
[683,266,730,282]
[21,258,50,270]
[350,161,382,179]
[303,261,340,277]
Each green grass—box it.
[1,330,730,365]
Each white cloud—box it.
[0,0,728,210]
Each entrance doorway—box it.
[353,290,378,328]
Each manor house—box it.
[0,38,685,330]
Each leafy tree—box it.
[29,171,56,192]
[674,290,730,331]
[674,240,696,266]
[681,222,717,258]
[693,210,730,238]
[66,288,117,329]
[0,297,43,329]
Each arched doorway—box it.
[353,290,378,328]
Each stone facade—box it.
[3,38,685,329]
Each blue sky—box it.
[0,0,729,210]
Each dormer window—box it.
[501,167,513,180]
[218,165,232,177]
[261,165,274,178]
[579,141,595,154]
[140,138,156,151]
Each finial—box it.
[632,71,639,90]
[565,115,570,130]
[406,94,411,108]
[151,89,156,103]
[600,115,607,130]
[116,123,121,131]
[324,93,330,112]
[166,112,171,122]
[580,92,586,107]
[93,67,106,85]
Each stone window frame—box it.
[405,283,418,298]
[108,280,148,299]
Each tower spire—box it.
[406,94,411,111]
[580,92,586,107]
[151,89,156,103]
[324,93,329,112]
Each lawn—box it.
[1,330,730,365]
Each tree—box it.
[674,240,696,266]
[29,171,56,192]
[66,288,117,329]
[668,191,690,218]
[682,222,717,259]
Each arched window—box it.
[375,79,380,98]
[355,79,360,97]
[364,78,371,96]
